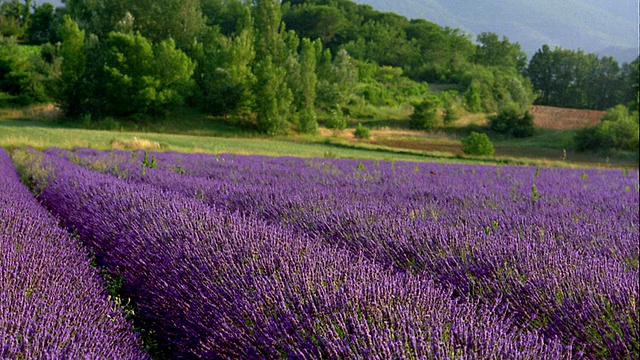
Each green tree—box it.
[0,0,31,38]
[152,38,196,109]
[575,105,639,152]
[196,6,256,118]
[227,6,256,119]
[620,56,639,110]
[55,15,86,116]
[99,32,195,116]
[25,2,58,44]
[282,4,347,46]
[63,0,129,39]
[354,122,370,139]
[463,79,482,113]
[410,95,441,131]
[489,104,535,138]
[127,0,205,48]
[527,45,627,110]
[252,54,290,134]
[441,90,459,124]
[325,104,346,132]
[0,36,52,105]
[474,32,527,72]
[201,0,243,34]
[316,48,357,108]
[251,0,293,134]
[253,0,286,63]
[461,131,494,156]
[297,37,318,133]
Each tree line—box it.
[0,0,638,138]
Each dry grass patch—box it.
[0,104,63,121]
[110,137,167,150]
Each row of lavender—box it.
[62,148,639,358]
[11,148,574,359]
[0,148,148,358]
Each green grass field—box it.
[1,104,637,169]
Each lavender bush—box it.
[58,148,639,358]
[0,148,148,359]
[11,148,574,359]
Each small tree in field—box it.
[354,123,370,139]
[489,103,535,137]
[410,95,441,130]
[462,132,494,156]
[325,105,347,133]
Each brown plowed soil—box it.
[530,105,605,130]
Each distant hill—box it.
[354,0,639,63]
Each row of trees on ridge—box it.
[0,0,638,143]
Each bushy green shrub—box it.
[440,90,460,124]
[410,95,441,130]
[354,123,371,139]
[575,105,639,152]
[463,79,483,113]
[462,132,495,156]
[489,104,535,137]
[325,105,347,131]
[0,38,53,106]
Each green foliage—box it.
[282,4,347,45]
[574,105,639,152]
[353,122,370,139]
[55,18,195,118]
[25,2,60,44]
[0,38,54,106]
[528,45,634,110]
[531,180,540,203]
[489,105,535,138]
[128,0,205,48]
[405,19,475,82]
[290,37,318,133]
[316,48,357,108]
[55,15,86,116]
[463,80,482,113]
[410,95,441,131]
[0,0,30,38]
[356,64,428,107]
[2,0,632,143]
[252,55,291,135]
[474,32,527,72]
[461,65,534,114]
[440,90,460,124]
[461,131,495,156]
[325,105,347,132]
[194,20,255,119]
[99,33,195,116]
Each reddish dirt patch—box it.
[530,105,605,130]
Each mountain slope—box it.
[354,0,639,62]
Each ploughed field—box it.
[2,147,638,359]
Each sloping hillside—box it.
[354,0,638,62]
[530,105,605,130]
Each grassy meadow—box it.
[1,103,637,169]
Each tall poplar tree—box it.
[251,0,292,134]
[297,37,318,133]
[56,15,86,117]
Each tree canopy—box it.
[0,0,637,140]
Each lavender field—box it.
[6,147,639,359]
[0,148,148,359]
